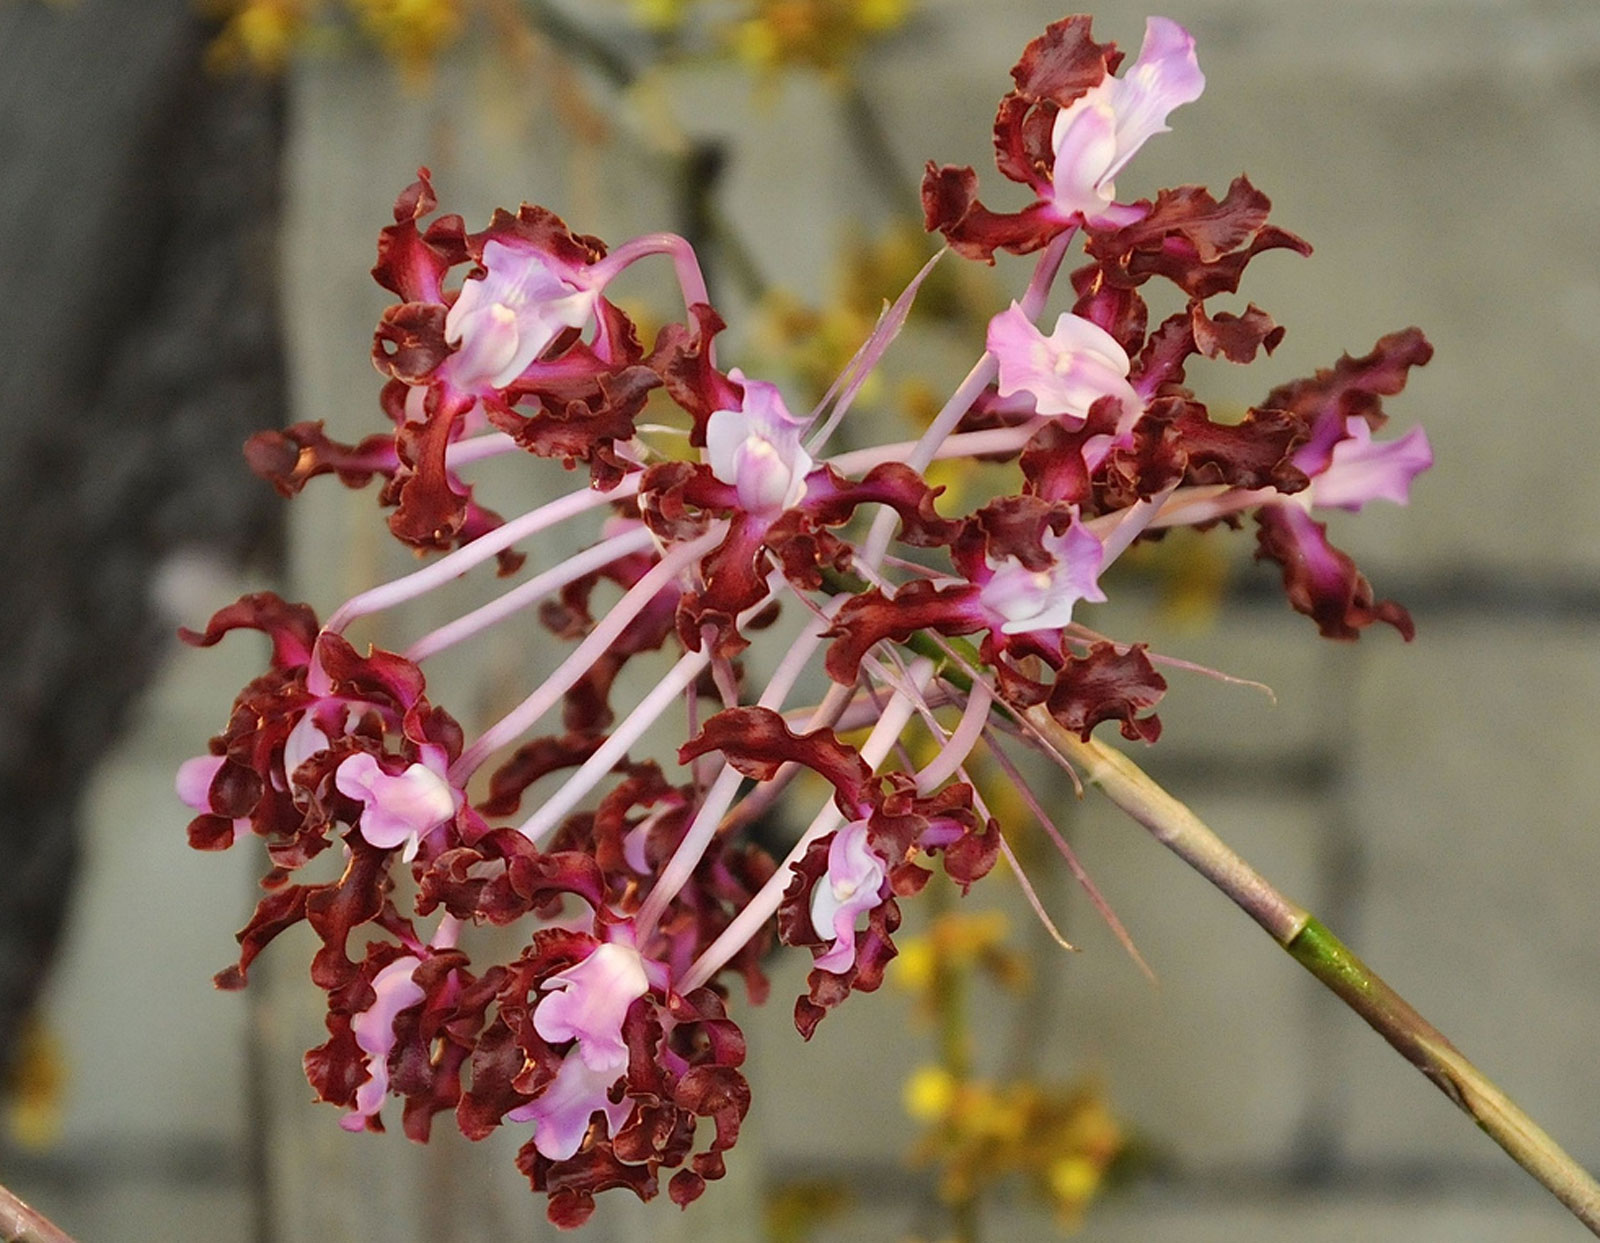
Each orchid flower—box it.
[988,302,1142,427]
[704,370,814,513]
[1048,16,1205,226]
[178,14,1435,1227]
[443,238,601,391]
[980,516,1108,635]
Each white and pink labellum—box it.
[1049,16,1205,226]
[533,942,650,1075]
[510,1047,635,1162]
[980,517,1108,635]
[1306,417,1434,513]
[988,303,1142,427]
[341,955,425,1132]
[335,746,462,861]
[704,370,814,514]
[444,239,599,391]
[809,820,888,974]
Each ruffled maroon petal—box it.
[1254,504,1414,641]
[921,163,1071,262]
[1044,642,1167,742]
[823,580,986,684]
[680,707,874,813]
[179,592,320,669]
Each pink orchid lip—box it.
[443,239,599,391]
[809,820,888,973]
[533,942,650,1074]
[508,1048,633,1162]
[704,370,814,513]
[980,518,1108,635]
[334,750,462,860]
[175,755,226,810]
[988,303,1142,427]
[1049,15,1205,224]
[1307,419,1433,512]
[341,955,424,1131]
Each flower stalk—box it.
[1028,709,1600,1237]
[0,1181,78,1243]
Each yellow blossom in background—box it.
[3,1016,63,1150]
[729,0,911,76]
[905,1071,1125,1230]
[204,0,463,74]
[205,0,316,73]
[347,0,463,76]
[893,908,1025,1004]
[619,0,697,33]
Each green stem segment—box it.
[1026,708,1600,1236]
[1,1182,77,1243]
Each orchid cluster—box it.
[179,15,1431,1228]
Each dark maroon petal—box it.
[1018,405,1120,506]
[1071,265,1149,356]
[775,835,831,953]
[314,632,427,710]
[372,301,452,383]
[1254,504,1414,641]
[647,303,739,442]
[823,580,986,684]
[799,463,960,549]
[991,92,1060,195]
[1094,413,1186,512]
[491,359,659,480]
[1085,176,1312,299]
[684,516,775,645]
[673,1064,750,1155]
[372,169,468,305]
[244,422,400,497]
[216,884,309,989]
[179,592,320,669]
[387,389,473,551]
[921,163,1070,262]
[303,1015,366,1116]
[1007,14,1121,104]
[1044,642,1167,742]
[1264,327,1434,473]
[527,1143,658,1228]
[680,708,874,813]
[1131,310,1197,393]
[964,494,1082,571]
[668,1169,705,1207]
[306,846,391,989]
[458,1016,536,1140]
[208,758,263,819]
[480,734,604,818]
[1191,302,1285,364]
[1162,397,1309,493]
[467,202,607,272]
[1095,176,1272,263]
[186,814,236,852]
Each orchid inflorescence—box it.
[178,14,1432,1227]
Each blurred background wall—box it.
[4,0,1600,1240]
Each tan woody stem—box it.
[1025,707,1600,1236]
[1,1181,78,1243]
